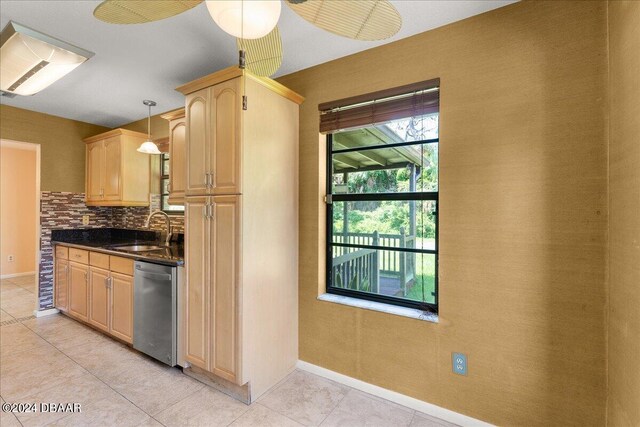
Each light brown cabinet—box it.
[84,129,150,207]
[86,141,103,201]
[110,272,134,343]
[208,196,240,382]
[184,195,240,381]
[185,89,208,195]
[177,67,303,402]
[88,267,110,333]
[184,78,241,196]
[161,109,186,205]
[184,196,209,370]
[54,258,69,312]
[68,261,89,322]
[54,246,134,344]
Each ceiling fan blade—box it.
[237,26,283,77]
[94,0,203,24]
[285,0,401,41]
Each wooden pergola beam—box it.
[333,154,360,169]
[333,139,387,166]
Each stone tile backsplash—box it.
[111,194,185,233]
[38,191,184,310]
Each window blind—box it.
[318,78,440,134]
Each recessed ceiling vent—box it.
[0,21,94,96]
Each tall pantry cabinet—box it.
[176,67,303,403]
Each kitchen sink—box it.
[112,244,167,252]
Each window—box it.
[160,153,184,213]
[324,81,439,312]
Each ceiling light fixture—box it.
[0,21,94,96]
[205,0,281,39]
[137,100,161,155]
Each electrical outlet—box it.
[7,255,15,262]
[452,352,467,376]
[82,215,90,225]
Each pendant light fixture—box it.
[137,99,161,154]
[205,1,281,39]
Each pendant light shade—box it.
[206,1,281,39]
[137,140,161,155]
[137,99,161,155]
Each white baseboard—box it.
[34,308,59,318]
[296,360,493,427]
[1,271,36,279]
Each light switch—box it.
[82,215,90,225]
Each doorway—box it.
[0,139,40,320]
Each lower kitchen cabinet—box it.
[185,196,240,383]
[184,196,209,370]
[68,261,89,322]
[209,196,240,383]
[110,272,133,343]
[55,246,134,344]
[54,258,69,312]
[88,267,110,333]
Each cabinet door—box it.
[110,272,133,344]
[86,141,104,201]
[169,117,186,203]
[211,79,241,195]
[88,267,110,333]
[68,262,89,322]
[185,196,210,369]
[210,195,241,382]
[103,136,122,201]
[55,258,69,312]
[186,88,210,196]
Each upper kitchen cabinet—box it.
[84,129,150,206]
[161,109,186,205]
[182,80,241,196]
[177,66,304,197]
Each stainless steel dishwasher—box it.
[133,261,177,366]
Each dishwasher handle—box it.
[136,270,172,281]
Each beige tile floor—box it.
[1,275,456,427]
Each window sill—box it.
[317,293,439,323]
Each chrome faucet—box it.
[145,210,172,245]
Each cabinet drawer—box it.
[69,248,89,264]
[110,256,134,276]
[55,246,68,260]
[90,252,110,269]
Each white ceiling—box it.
[0,0,515,127]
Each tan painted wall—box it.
[0,105,109,193]
[120,113,170,140]
[277,1,609,425]
[607,2,640,426]
[0,145,37,275]
[0,105,173,197]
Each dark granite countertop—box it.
[51,228,184,267]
